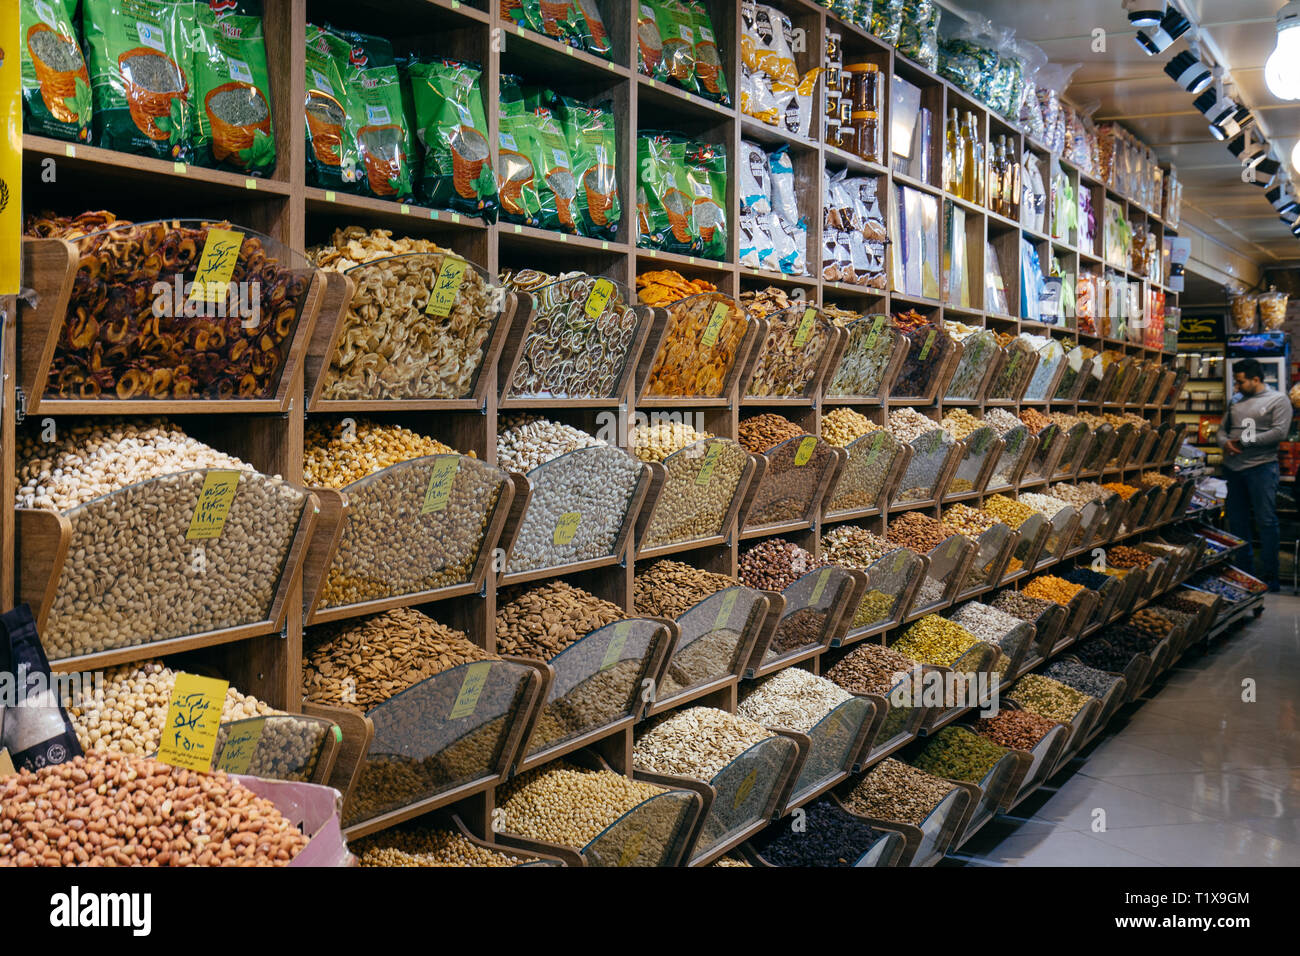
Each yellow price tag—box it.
[862,430,885,467]
[585,278,614,319]
[64,144,76,157]
[188,228,245,303]
[602,240,609,250]
[793,307,817,348]
[157,672,229,773]
[918,328,938,361]
[173,162,187,174]
[426,256,466,316]
[733,767,758,808]
[794,435,817,466]
[810,567,832,604]
[0,749,14,778]
[421,456,460,514]
[244,178,257,190]
[400,204,411,214]
[451,213,460,224]
[863,314,886,350]
[553,511,581,546]
[325,190,337,202]
[700,302,729,348]
[713,588,740,631]
[215,718,266,774]
[449,661,492,719]
[617,829,646,866]
[695,441,725,485]
[186,470,241,540]
[600,622,631,671]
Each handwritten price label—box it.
[584,278,614,319]
[215,718,266,774]
[863,314,886,350]
[794,436,817,466]
[186,470,241,540]
[918,329,937,362]
[700,301,729,348]
[421,456,460,514]
[188,228,244,304]
[157,672,228,772]
[695,441,725,485]
[553,511,581,546]
[733,766,759,809]
[810,567,832,604]
[425,256,467,316]
[0,749,15,779]
[793,307,817,348]
[822,710,842,738]
[617,828,646,866]
[449,661,493,719]
[600,622,632,671]
[713,588,740,631]
[862,430,885,467]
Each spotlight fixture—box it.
[1165,50,1211,93]
[1280,207,1299,226]
[1136,7,1190,54]
[1268,182,1299,215]
[1291,218,1300,237]
[1227,129,1267,163]
[1265,0,1300,100]
[1125,0,1167,28]
[1194,85,1238,136]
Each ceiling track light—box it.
[1164,50,1212,93]
[1268,182,1299,215]
[1125,0,1168,28]
[1136,6,1190,54]
[1281,208,1299,225]
[1228,129,1267,162]
[1266,0,1300,100]
[1291,218,1300,237]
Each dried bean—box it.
[495,581,626,660]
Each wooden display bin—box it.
[955,523,1018,601]
[739,436,845,537]
[20,471,318,670]
[984,337,1040,405]
[889,429,963,511]
[1020,424,1064,487]
[636,439,758,558]
[634,294,764,408]
[912,642,1001,735]
[778,695,879,812]
[984,425,1036,494]
[498,446,655,585]
[646,586,776,717]
[1005,718,1072,810]
[1051,423,1094,481]
[744,566,867,678]
[1064,497,1110,557]
[859,668,931,764]
[832,785,971,867]
[836,548,927,645]
[824,315,909,404]
[639,732,802,867]
[1081,674,1132,745]
[301,454,517,625]
[1051,588,1101,655]
[497,275,655,408]
[905,535,977,620]
[740,305,845,402]
[1053,351,1095,403]
[986,619,1037,684]
[1044,698,1105,777]
[887,324,961,406]
[213,714,342,786]
[1002,512,1049,579]
[495,753,705,867]
[1079,358,1119,404]
[21,229,329,415]
[1104,423,1140,473]
[943,329,1001,403]
[1023,341,1069,403]
[943,427,1004,501]
[331,659,545,838]
[1034,506,1082,568]
[511,618,676,774]
[949,751,1029,846]
[825,430,911,519]
[1076,424,1116,477]
[740,816,908,867]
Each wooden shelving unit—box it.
[6,0,1197,862]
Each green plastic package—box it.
[684,140,727,260]
[497,75,541,227]
[408,56,498,220]
[685,0,728,104]
[343,32,412,201]
[304,23,358,191]
[556,96,619,240]
[19,0,92,142]
[395,55,423,190]
[637,131,693,253]
[638,0,699,95]
[526,102,578,233]
[192,0,275,176]
[82,0,194,160]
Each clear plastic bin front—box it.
[828,430,904,515]
[643,439,748,549]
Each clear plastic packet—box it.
[769,144,799,227]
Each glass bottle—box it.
[989,139,1004,214]
[946,108,963,194]
[961,113,978,202]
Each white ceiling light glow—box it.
[1125,0,1167,28]
[1265,1,1300,100]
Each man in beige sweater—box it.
[1216,358,1294,591]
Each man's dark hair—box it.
[1235,358,1265,382]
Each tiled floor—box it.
[949,594,1300,866]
